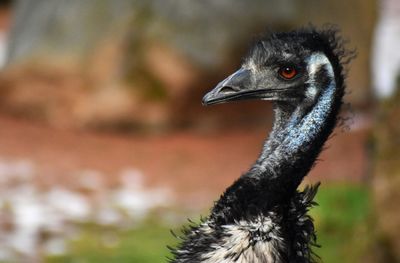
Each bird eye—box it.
[278,66,297,80]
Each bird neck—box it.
[210,54,342,224]
[253,53,341,191]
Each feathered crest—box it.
[249,24,356,91]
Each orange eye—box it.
[278,66,297,80]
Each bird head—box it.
[202,27,349,106]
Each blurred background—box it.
[0,0,398,262]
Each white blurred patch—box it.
[96,205,122,225]
[0,32,7,69]
[372,1,400,98]
[113,169,172,220]
[8,185,43,254]
[0,159,173,261]
[45,188,91,221]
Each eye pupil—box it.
[279,66,297,79]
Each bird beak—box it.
[202,68,273,106]
[202,68,252,106]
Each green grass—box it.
[311,183,371,263]
[46,183,370,263]
[46,220,178,263]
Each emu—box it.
[170,27,353,263]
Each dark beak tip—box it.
[202,93,212,106]
[201,97,207,106]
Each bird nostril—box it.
[220,86,237,93]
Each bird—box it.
[169,26,353,263]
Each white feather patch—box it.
[201,216,285,263]
[305,53,334,101]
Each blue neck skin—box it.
[251,53,337,185]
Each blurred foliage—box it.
[46,220,178,263]
[370,79,400,262]
[42,184,370,263]
[311,184,371,263]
